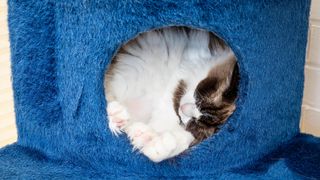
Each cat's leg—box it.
[108,95,153,138]
[141,128,194,162]
[141,89,194,162]
[107,101,130,136]
[126,121,194,162]
[123,79,193,161]
[125,96,194,162]
[126,122,157,149]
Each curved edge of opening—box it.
[102,24,249,156]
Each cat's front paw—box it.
[142,130,194,162]
[126,122,157,149]
[126,122,194,162]
[107,101,130,136]
[141,132,177,162]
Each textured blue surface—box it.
[2,0,319,178]
[1,134,319,179]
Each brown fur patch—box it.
[186,59,239,146]
[173,80,187,122]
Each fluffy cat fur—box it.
[104,27,238,162]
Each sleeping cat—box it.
[104,27,239,162]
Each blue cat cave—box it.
[1,0,320,179]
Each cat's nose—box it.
[180,103,196,117]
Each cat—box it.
[104,27,239,162]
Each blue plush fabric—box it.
[1,134,319,179]
[2,0,319,178]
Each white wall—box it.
[0,1,17,147]
[301,0,320,136]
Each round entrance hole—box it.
[103,26,240,162]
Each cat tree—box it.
[1,0,319,179]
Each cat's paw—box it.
[142,131,194,162]
[107,101,130,136]
[141,132,177,162]
[126,122,157,149]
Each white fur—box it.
[105,28,233,162]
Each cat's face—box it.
[174,60,239,145]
